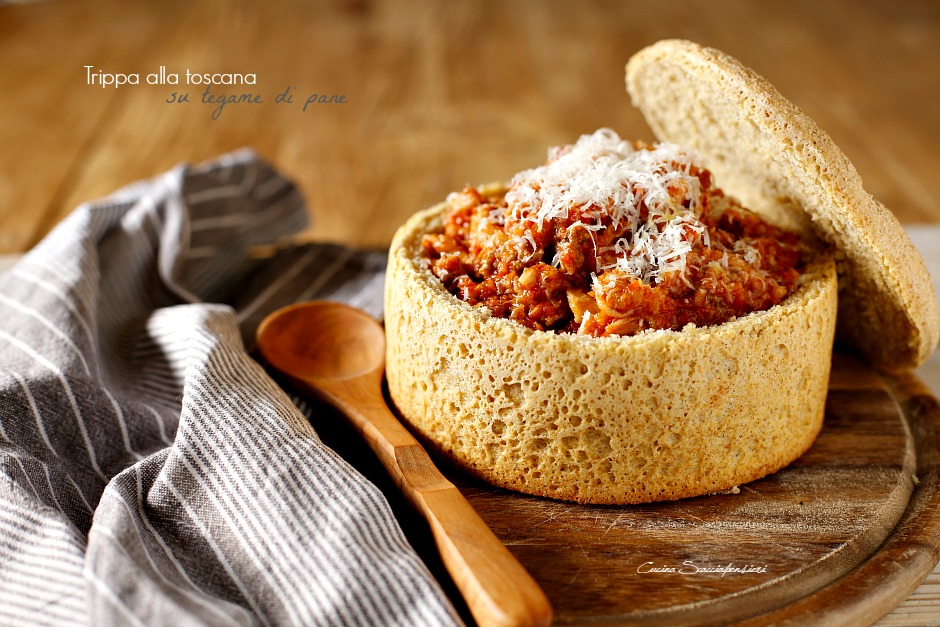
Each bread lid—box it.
[626,39,939,372]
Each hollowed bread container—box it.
[384,40,939,504]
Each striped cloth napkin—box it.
[0,151,461,626]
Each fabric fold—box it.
[0,151,459,626]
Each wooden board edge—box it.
[732,370,940,626]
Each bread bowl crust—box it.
[626,39,939,372]
[385,195,838,504]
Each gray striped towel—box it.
[0,150,462,626]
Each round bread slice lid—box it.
[626,39,939,372]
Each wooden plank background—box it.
[1,0,939,256]
[2,1,940,624]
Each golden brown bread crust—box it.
[385,198,838,504]
[626,39,939,372]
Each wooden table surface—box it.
[2,0,939,624]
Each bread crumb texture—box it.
[385,203,838,504]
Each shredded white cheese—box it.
[733,239,762,267]
[504,128,710,284]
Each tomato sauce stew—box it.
[422,129,806,337]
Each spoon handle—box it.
[322,377,553,627]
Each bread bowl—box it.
[383,40,939,504]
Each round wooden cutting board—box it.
[442,352,940,625]
[297,350,940,626]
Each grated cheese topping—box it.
[503,128,710,284]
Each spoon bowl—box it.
[256,301,552,627]
[256,301,386,382]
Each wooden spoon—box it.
[255,301,552,627]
